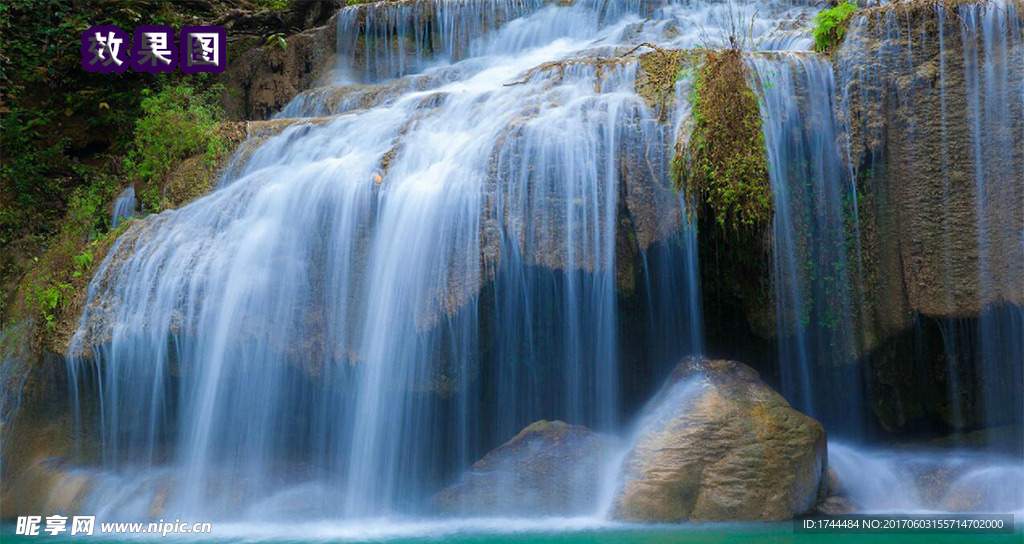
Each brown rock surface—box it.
[221,15,339,120]
[836,2,1024,347]
[611,357,828,521]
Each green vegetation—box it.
[0,1,241,345]
[254,0,290,9]
[2,1,216,320]
[677,49,772,232]
[813,1,858,53]
[0,1,208,248]
[675,49,774,335]
[6,76,230,346]
[125,82,227,212]
[17,175,125,343]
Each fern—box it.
[814,2,858,53]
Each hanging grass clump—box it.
[676,48,772,233]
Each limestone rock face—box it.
[433,420,617,516]
[611,357,827,521]
[836,2,1024,338]
[832,1,1024,432]
[221,15,339,121]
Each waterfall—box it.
[111,186,137,228]
[749,53,863,436]
[834,0,1023,436]
[70,0,829,519]
[57,0,1022,523]
[959,1,1024,439]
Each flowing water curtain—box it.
[65,0,715,518]
[748,53,864,436]
[57,0,1024,522]
[834,1,1023,434]
[64,0,844,519]
[329,0,822,86]
[959,1,1024,433]
[111,186,137,228]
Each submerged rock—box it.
[611,357,827,521]
[828,442,1024,512]
[433,420,617,516]
[815,467,858,515]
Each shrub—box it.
[123,82,225,211]
[814,2,858,53]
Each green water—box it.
[3,523,1022,543]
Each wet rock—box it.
[836,2,1024,340]
[433,420,618,516]
[824,0,1024,434]
[815,467,858,515]
[611,357,828,521]
[0,457,93,518]
[816,495,857,516]
[0,412,88,518]
[221,15,339,121]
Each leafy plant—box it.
[265,33,288,50]
[72,251,94,278]
[814,2,858,53]
[123,82,225,211]
[33,280,73,329]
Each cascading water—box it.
[55,0,1024,525]
[834,0,1023,438]
[829,443,1024,513]
[749,53,864,437]
[68,0,818,520]
[110,187,137,228]
[958,1,1024,438]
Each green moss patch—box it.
[677,49,772,233]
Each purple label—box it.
[81,25,130,73]
[179,26,226,74]
[130,25,177,73]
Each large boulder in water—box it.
[433,420,618,516]
[611,357,828,521]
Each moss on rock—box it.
[678,49,772,233]
[635,48,685,121]
[675,49,774,340]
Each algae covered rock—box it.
[611,357,828,521]
[434,420,618,516]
